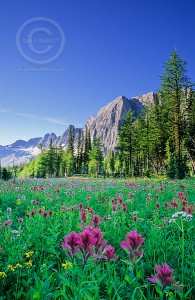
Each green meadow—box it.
[0,178,194,299]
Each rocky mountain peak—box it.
[0,91,155,166]
[84,92,154,152]
[132,91,155,105]
[84,95,134,152]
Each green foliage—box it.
[117,111,134,176]
[167,154,177,179]
[1,168,12,181]
[115,50,195,178]
[159,50,192,178]
[0,178,194,299]
[88,139,103,177]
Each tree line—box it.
[1,51,194,180]
[117,51,195,179]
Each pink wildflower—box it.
[118,197,123,204]
[69,206,75,211]
[120,230,144,251]
[176,192,185,199]
[61,231,80,259]
[43,212,48,218]
[48,210,53,216]
[147,263,176,291]
[170,200,178,207]
[31,210,36,216]
[187,205,194,214]
[120,230,144,264]
[38,208,44,214]
[91,214,100,227]
[78,228,97,253]
[78,203,84,210]
[4,221,9,226]
[18,218,23,223]
[92,228,107,254]
[122,204,127,212]
[80,209,86,223]
[102,245,118,262]
[0,247,2,252]
[182,206,186,211]
[62,206,66,213]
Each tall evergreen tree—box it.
[88,138,103,178]
[76,129,83,173]
[68,125,75,155]
[184,89,195,173]
[83,126,91,173]
[117,111,135,176]
[104,150,115,177]
[46,139,56,177]
[159,50,191,178]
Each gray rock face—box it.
[132,91,155,105]
[54,125,81,147]
[84,96,132,151]
[38,133,57,147]
[84,92,154,152]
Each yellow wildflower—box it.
[8,265,15,272]
[25,259,33,268]
[15,263,22,268]
[62,261,73,270]
[0,272,7,278]
[16,199,21,205]
[25,251,34,258]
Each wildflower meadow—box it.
[0,178,194,299]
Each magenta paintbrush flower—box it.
[61,231,80,259]
[92,228,107,254]
[120,230,144,251]
[91,214,101,227]
[147,263,175,291]
[78,228,97,252]
[120,230,144,263]
[102,245,119,262]
[61,227,112,266]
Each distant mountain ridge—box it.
[0,91,154,167]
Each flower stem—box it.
[181,220,185,299]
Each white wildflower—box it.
[168,211,193,223]
[11,230,19,234]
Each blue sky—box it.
[0,0,195,145]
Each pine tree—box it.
[117,111,135,176]
[104,150,115,177]
[76,129,83,173]
[184,89,195,173]
[68,125,75,155]
[83,126,91,173]
[55,146,64,177]
[46,139,56,177]
[159,50,191,178]
[2,168,12,180]
[88,138,103,178]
